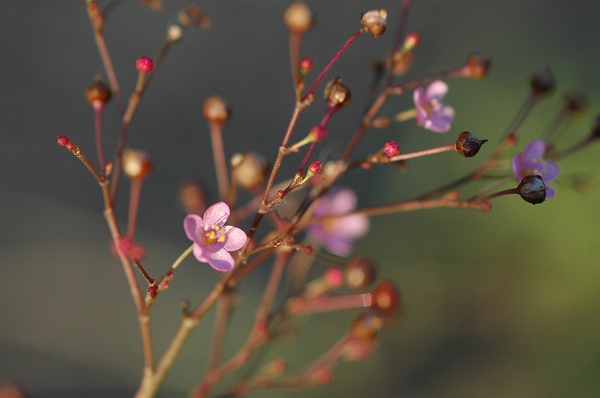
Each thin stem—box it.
[171,244,194,270]
[93,105,106,174]
[289,33,301,88]
[388,143,456,162]
[127,178,143,239]
[317,196,487,222]
[302,29,364,102]
[110,72,148,203]
[285,293,372,316]
[209,121,230,200]
[207,292,235,371]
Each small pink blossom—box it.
[111,236,146,260]
[184,202,247,272]
[512,139,560,198]
[307,188,370,257]
[413,80,455,133]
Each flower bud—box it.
[167,24,183,42]
[463,52,491,79]
[371,280,400,315]
[383,141,400,157]
[403,32,420,51]
[135,56,154,73]
[202,95,229,124]
[530,66,555,98]
[57,135,70,147]
[283,2,313,36]
[308,160,323,175]
[361,9,387,37]
[178,180,206,215]
[563,91,588,115]
[517,175,546,204]
[122,149,153,179]
[85,78,112,108]
[349,311,383,342]
[343,255,376,290]
[178,5,211,28]
[324,77,351,107]
[231,152,270,189]
[454,131,488,158]
[299,56,313,76]
[391,51,415,76]
[309,125,328,142]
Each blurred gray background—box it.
[1,1,600,397]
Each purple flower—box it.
[512,139,560,198]
[307,188,370,257]
[413,80,455,133]
[184,202,247,272]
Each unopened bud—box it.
[178,180,206,215]
[231,152,270,189]
[563,91,588,115]
[383,141,400,157]
[85,78,112,108]
[299,56,313,76]
[135,56,154,73]
[167,24,183,42]
[324,77,351,107]
[370,281,400,315]
[202,95,229,124]
[283,2,313,36]
[517,175,546,204]
[308,160,322,175]
[403,32,420,51]
[455,131,488,158]
[178,5,211,29]
[361,9,387,37]
[343,256,376,290]
[463,52,491,79]
[122,149,153,179]
[530,66,555,98]
[350,311,383,342]
[309,125,328,142]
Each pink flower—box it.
[413,80,455,133]
[110,236,146,260]
[307,188,370,257]
[183,202,247,272]
[512,139,560,198]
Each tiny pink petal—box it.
[223,226,247,251]
[184,214,204,241]
[193,243,209,263]
[203,201,230,227]
[207,249,235,272]
[522,139,546,160]
[425,80,448,100]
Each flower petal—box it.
[413,87,425,108]
[545,185,556,198]
[331,189,358,213]
[522,139,546,160]
[543,161,560,181]
[334,214,370,239]
[184,214,204,241]
[207,249,235,272]
[425,80,448,100]
[192,242,209,263]
[203,201,230,227]
[223,226,247,251]
[324,235,353,257]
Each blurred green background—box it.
[1,1,599,397]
